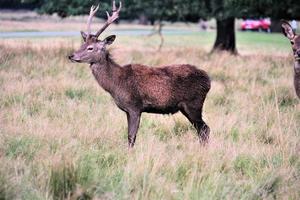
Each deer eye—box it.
[291,41,295,45]
[87,46,94,51]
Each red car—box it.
[241,19,271,32]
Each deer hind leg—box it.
[179,103,210,143]
[294,73,300,99]
[126,111,141,148]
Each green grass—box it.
[0,31,299,200]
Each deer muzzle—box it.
[296,50,300,60]
[68,54,81,63]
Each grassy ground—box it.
[0,29,299,200]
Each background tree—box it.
[204,0,239,53]
[123,0,206,50]
[205,0,300,53]
[236,0,300,32]
[0,0,40,9]
[38,0,103,18]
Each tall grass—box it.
[0,33,299,200]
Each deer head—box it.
[281,20,300,61]
[69,1,122,63]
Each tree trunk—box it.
[138,14,149,25]
[270,19,282,33]
[148,21,164,51]
[157,22,164,51]
[212,17,237,54]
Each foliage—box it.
[35,0,208,22]
[0,0,40,9]
[203,0,300,20]
[234,0,300,20]
[38,0,101,18]
[124,0,207,22]
[2,0,300,21]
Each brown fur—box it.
[281,20,300,99]
[69,35,211,147]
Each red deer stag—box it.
[68,1,211,147]
[281,20,300,99]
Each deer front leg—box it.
[294,62,300,98]
[126,111,141,148]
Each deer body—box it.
[294,62,300,98]
[69,2,211,147]
[91,57,210,114]
[281,20,300,99]
[89,54,210,147]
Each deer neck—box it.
[90,54,122,95]
[294,60,300,75]
[294,60,300,98]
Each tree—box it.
[124,0,300,53]
[205,0,300,53]
[38,0,101,18]
[0,0,40,9]
[123,0,206,50]
[236,0,300,32]
[38,0,152,20]
[205,0,238,53]
[31,0,300,53]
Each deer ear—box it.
[103,35,116,45]
[80,31,88,41]
[281,20,295,40]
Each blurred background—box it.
[1,0,300,52]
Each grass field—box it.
[0,28,300,200]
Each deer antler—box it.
[95,1,122,38]
[87,4,99,38]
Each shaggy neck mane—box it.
[90,50,122,95]
[89,50,120,68]
[295,60,300,74]
[104,50,120,67]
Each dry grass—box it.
[0,33,299,200]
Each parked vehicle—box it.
[241,18,271,32]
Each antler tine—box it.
[113,0,116,11]
[87,4,99,38]
[117,1,122,12]
[95,1,122,38]
[108,1,122,22]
